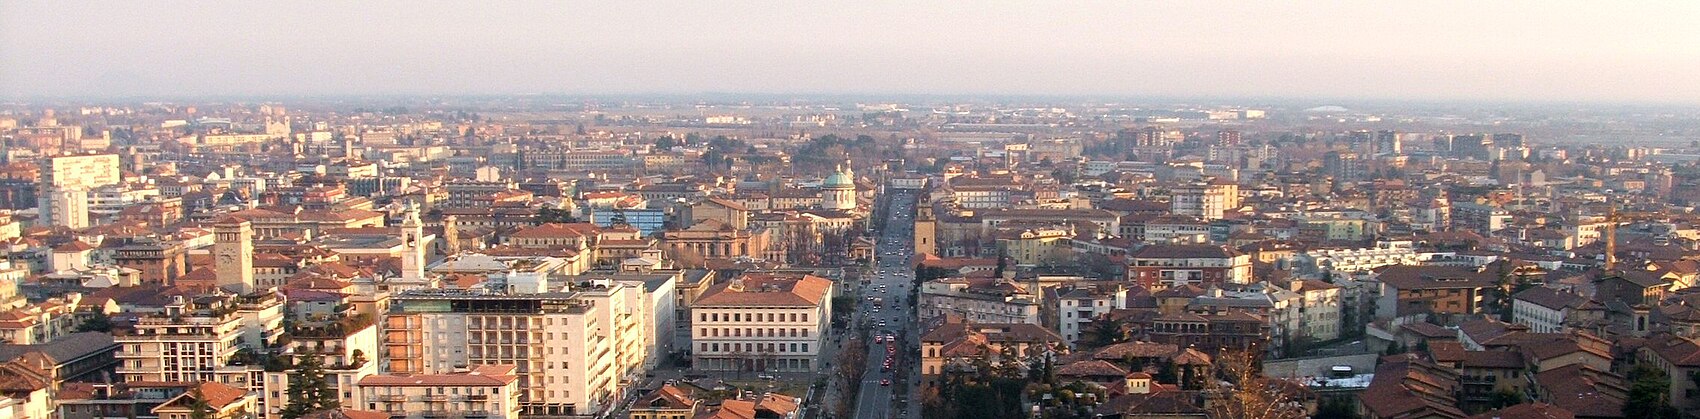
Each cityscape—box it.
[3,3,1700,419]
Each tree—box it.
[1204,350,1308,419]
[654,136,679,150]
[188,386,215,419]
[75,313,113,333]
[533,207,577,224]
[1625,363,1682,419]
[993,250,1008,279]
[280,351,340,419]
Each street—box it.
[852,190,919,419]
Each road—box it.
[853,190,918,419]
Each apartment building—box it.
[691,273,833,372]
[357,364,523,419]
[1126,245,1253,290]
[384,291,616,417]
[1054,285,1129,346]
[39,153,121,228]
[1169,178,1239,220]
[918,278,1041,325]
[114,293,283,412]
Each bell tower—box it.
[214,218,254,293]
[400,204,426,280]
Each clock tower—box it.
[213,218,254,293]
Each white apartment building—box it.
[39,153,121,229]
[918,278,1041,325]
[357,364,523,419]
[385,292,617,417]
[1511,286,1596,333]
[1054,285,1129,346]
[571,279,647,401]
[260,323,381,419]
[1294,241,1421,274]
[691,273,833,372]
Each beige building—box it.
[691,273,833,372]
[994,227,1072,265]
[39,153,121,228]
[1169,178,1239,221]
[115,293,283,413]
[384,292,617,417]
[356,364,523,419]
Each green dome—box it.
[824,164,855,189]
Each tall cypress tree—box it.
[280,351,340,419]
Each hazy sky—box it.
[4,1,1699,103]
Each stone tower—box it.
[442,215,461,255]
[213,219,254,293]
[400,204,426,281]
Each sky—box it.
[3,1,1699,104]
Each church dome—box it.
[823,165,855,189]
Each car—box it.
[881,379,891,386]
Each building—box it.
[994,227,1071,266]
[690,273,833,372]
[150,382,257,419]
[1126,245,1253,290]
[1169,178,1239,221]
[920,317,1066,388]
[111,238,189,285]
[1451,202,1511,235]
[627,385,696,419]
[384,291,615,417]
[1510,286,1600,333]
[356,364,523,419]
[918,278,1041,325]
[114,293,283,410]
[820,163,857,211]
[39,153,121,229]
[661,220,770,261]
[1371,265,1497,320]
[1324,151,1367,184]
[1054,285,1128,346]
[213,219,255,293]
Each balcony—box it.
[425,394,450,401]
[375,394,406,402]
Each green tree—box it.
[188,386,215,419]
[280,351,340,419]
[75,313,113,333]
[1625,363,1681,419]
[533,207,577,224]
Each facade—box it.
[690,273,833,372]
[1511,286,1599,333]
[821,163,857,211]
[356,364,523,419]
[213,219,255,293]
[1055,285,1128,346]
[1450,202,1511,235]
[1169,179,1239,220]
[384,292,616,417]
[38,153,121,229]
[917,278,1041,325]
[1126,245,1253,290]
[114,294,283,412]
[1372,265,1497,320]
